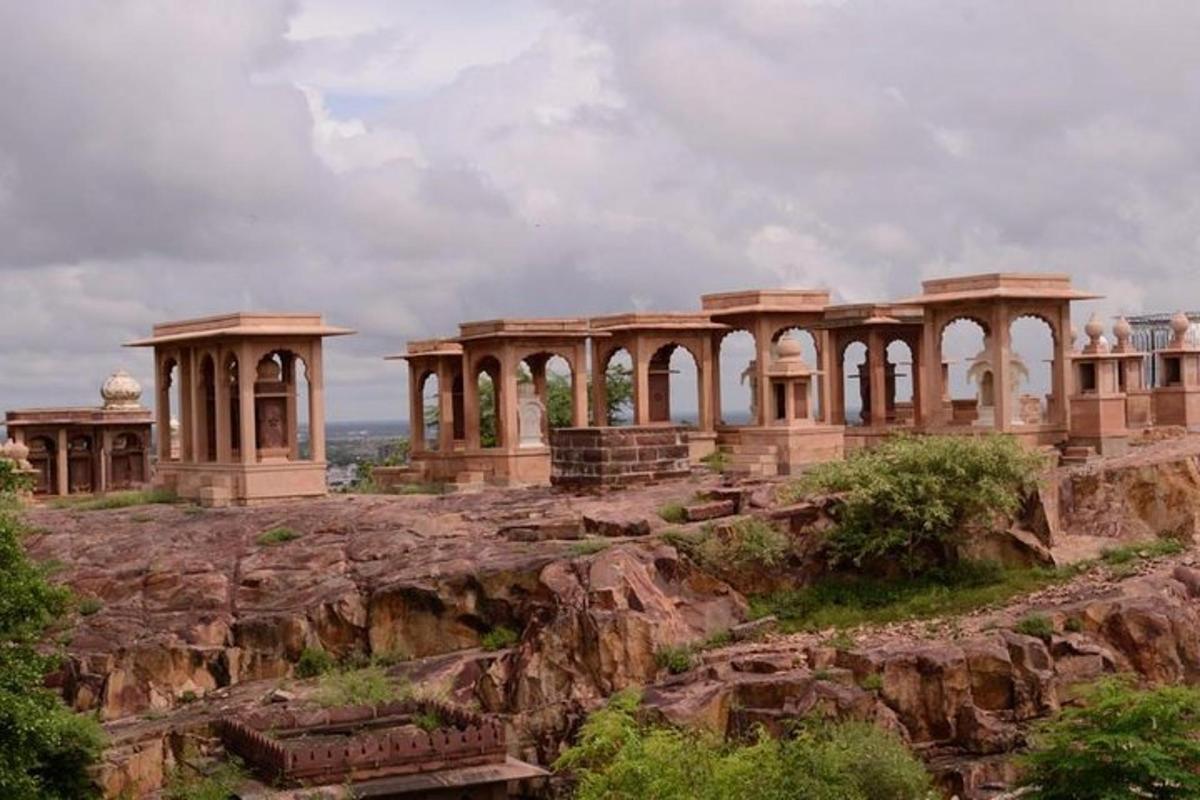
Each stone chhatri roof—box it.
[818,303,925,328]
[588,311,727,331]
[897,273,1101,305]
[701,288,831,315]
[385,338,464,361]
[455,318,592,342]
[125,312,354,346]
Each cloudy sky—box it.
[3,0,1199,423]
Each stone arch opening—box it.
[419,370,440,450]
[67,434,94,494]
[717,329,756,425]
[649,343,700,425]
[841,340,869,426]
[256,349,311,461]
[27,435,56,495]
[942,317,991,427]
[772,326,821,421]
[475,356,502,447]
[1009,315,1055,425]
[887,339,915,425]
[110,431,146,489]
[199,353,217,462]
[599,347,633,426]
[519,352,575,435]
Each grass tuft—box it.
[257,527,301,546]
[51,488,177,512]
[658,502,687,524]
[313,666,401,707]
[480,626,519,651]
[1014,613,1055,641]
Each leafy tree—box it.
[1021,678,1200,800]
[0,462,103,798]
[469,363,634,447]
[555,689,932,800]
[789,434,1044,576]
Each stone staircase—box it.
[718,443,779,477]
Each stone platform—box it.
[550,425,690,488]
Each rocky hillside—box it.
[26,434,1200,798]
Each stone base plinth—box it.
[403,448,551,488]
[156,461,327,506]
[737,424,845,475]
[1153,387,1200,432]
[550,426,690,488]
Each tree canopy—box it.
[0,461,103,799]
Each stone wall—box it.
[550,426,690,488]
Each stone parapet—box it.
[221,698,504,787]
[550,425,690,488]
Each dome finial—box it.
[1169,311,1191,348]
[101,369,143,409]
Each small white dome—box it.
[101,369,143,409]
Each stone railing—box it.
[220,698,505,786]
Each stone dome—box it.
[775,334,803,359]
[101,369,143,409]
[1113,316,1132,341]
[1083,313,1104,342]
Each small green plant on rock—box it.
[77,596,103,616]
[295,647,335,678]
[314,666,399,707]
[654,645,696,675]
[1021,677,1200,799]
[658,502,687,524]
[257,526,301,546]
[480,625,519,651]
[860,673,883,692]
[1014,613,1054,642]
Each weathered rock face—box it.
[476,544,747,761]
[637,558,1200,799]
[27,480,726,721]
[1047,441,1200,558]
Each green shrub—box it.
[164,757,246,800]
[700,450,731,473]
[1014,613,1054,641]
[257,527,300,546]
[414,710,444,732]
[658,502,687,524]
[655,645,697,675]
[554,691,932,800]
[1063,617,1083,633]
[788,435,1044,575]
[480,626,519,651]
[314,666,399,707]
[77,596,103,617]
[1021,678,1200,799]
[295,647,335,678]
[860,673,883,692]
[667,520,791,573]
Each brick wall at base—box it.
[550,426,690,487]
